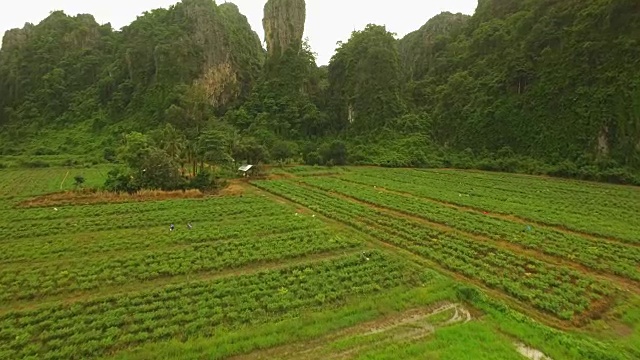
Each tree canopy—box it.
[1,0,639,183]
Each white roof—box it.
[238,164,254,172]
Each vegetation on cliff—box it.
[1,0,639,184]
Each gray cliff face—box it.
[263,0,306,57]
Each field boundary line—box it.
[249,183,591,330]
[336,176,639,248]
[0,249,365,315]
[294,180,640,294]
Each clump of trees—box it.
[104,121,272,193]
[302,140,348,166]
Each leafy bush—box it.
[548,160,580,179]
[104,168,140,194]
[19,159,50,168]
[62,158,80,167]
[73,175,85,188]
[188,170,224,192]
[33,147,58,156]
[320,140,348,166]
[456,286,481,303]
[304,152,322,166]
[103,148,117,163]
[271,141,299,163]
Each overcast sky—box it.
[0,0,478,65]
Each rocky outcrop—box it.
[0,0,266,134]
[166,0,264,108]
[263,0,306,57]
[398,12,469,81]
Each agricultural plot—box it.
[296,176,640,282]
[254,180,615,321]
[0,165,638,359]
[269,165,351,177]
[0,166,109,199]
[338,168,640,243]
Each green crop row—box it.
[352,168,640,220]
[0,228,360,303]
[1,194,279,223]
[339,169,639,243]
[298,176,640,282]
[0,214,324,264]
[413,169,640,203]
[0,252,416,360]
[0,199,290,240]
[254,180,615,320]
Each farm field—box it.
[0,165,639,359]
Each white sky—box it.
[0,0,478,65]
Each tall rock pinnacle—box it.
[262,0,306,57]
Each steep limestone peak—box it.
[263,0,306,57]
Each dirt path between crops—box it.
[336,176,639,249]
[231,302,472,360]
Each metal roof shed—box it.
[238,164,255,177]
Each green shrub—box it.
[62,159,80,167]
[33,147,58,156]
[19,159,50,168]
[188,170,224,193]
[304,152,322,166]
[104,168,140,194]
[320,140,348,166]
[103,148,117,163]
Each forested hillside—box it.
[1,0,639,183]
[402,0,640,169]
[0,0,264,154]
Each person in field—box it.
[187,222,192,230]
[170,224,175,232]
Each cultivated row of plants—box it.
[0,228,360,303]
[411,168,640,199]
[0,214,324,264]
[4,194,276,221]
[340,169,639,243]
[254,180,615,320]
[1,196,288,239]
[0,252,416,360]
[299,177,640,282]
[351,168,640,221]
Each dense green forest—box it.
[1,0,639,184]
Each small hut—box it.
[238,164,255,177]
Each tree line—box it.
[1,0,639,186]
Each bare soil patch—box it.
[515,342,552,360]
[18,189,205,207]
[219,181,247,196]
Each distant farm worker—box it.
[170,223,175,232]
[187,222,193,230]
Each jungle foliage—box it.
[1,0,639,184]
